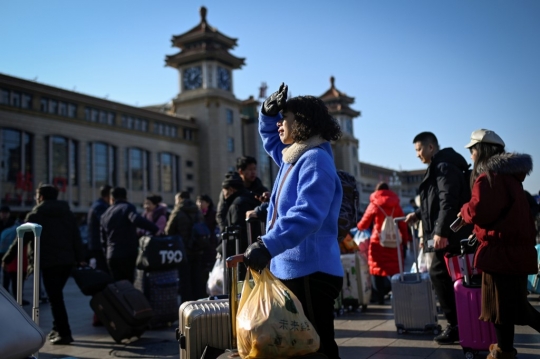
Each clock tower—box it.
[320,76,361,178]
[166,6,246,200]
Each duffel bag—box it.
[72,266,113,296]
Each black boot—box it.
[434,324,459,345]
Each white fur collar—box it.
[282,136,326,163]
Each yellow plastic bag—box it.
[236,268,320,359]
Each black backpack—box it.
[337,170,360,242]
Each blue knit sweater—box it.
[259,111,344,280]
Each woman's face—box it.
[277,111,295,145]
[143,199,156,211]
[470,146,478,163]
[196,199,209,211]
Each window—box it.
[21,94,32,109]
[40,97,76,117]
[91,108,98,122]
[48,99,58,114]
[59,102,67,116]
[186,160,193,167]
[158,152,179,193]
[0,89,8,104]
[186,173,193,180]
[1,128,34,206]
[40,98,47,112]
[125,148,150,191]
[226,109,234,124]
[10,91,21,107]
[183,128,193,140]
[122,115,148,132]
[87,142,117,187]
[68,103,77,118]
[227,137,235,152]
[48,136,78,188]
[154,122,178,138]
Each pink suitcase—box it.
[454,278,497,358]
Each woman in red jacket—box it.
[357,182,411,304]
[458,129,540,359]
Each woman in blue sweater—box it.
[244,83,344,359]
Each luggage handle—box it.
[224,254,244,351]
[16,223,42,342]
[393,217,421,283]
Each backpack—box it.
[337,170,360,242]
[0,223,18,254]
[186,213,211,252]
[375,205,400,248]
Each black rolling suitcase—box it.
[134,269,179,328]
[90,280,154,343]
[71,266,113,296]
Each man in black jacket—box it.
[216,156,269,233]
[3,184,86,345]
[100,187,158,283]
[86,185,111,272]
[405,132,472,345]
[220,172,260,278]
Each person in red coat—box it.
[457,129,540,359]
[357,182,411,304]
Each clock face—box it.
[183,66,202,90]
[217,66,231,91]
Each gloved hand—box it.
[261,82,288,116]
[243,238,272,271]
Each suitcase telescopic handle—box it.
[393,217,421,282]
[16,223,42,334]
[16,222,43,238]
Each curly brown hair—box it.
[282,96,342,142]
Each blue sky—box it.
[1,0,539,193]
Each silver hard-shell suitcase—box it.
[391,217,441,334]
[176,226,241,359]
[177,298,230,359]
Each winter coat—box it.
[216,176,268,233]
[460,152,537,275]
[165,198,204,254]
[100,200,158,259]
[201,207,218,265]
[3,200,85,272]
[1,222,27,273]
[357,189,411,276]
[142,204,168,235]
[87,198,109,252]
[415,147,472,250]
[222,187,260,254]
[259,111,344,280]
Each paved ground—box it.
[16,262,540,359]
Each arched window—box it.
[87,142,117,187]
[125,148,150,191]
[48,136,78,191]
[158,152,180,193]
[1,128,34,205]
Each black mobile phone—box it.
[450,217,465,232]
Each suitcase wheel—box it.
[463,348,476,359]
[397,328,405,334]
[432,325,442,335]
[360,304,367,312]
